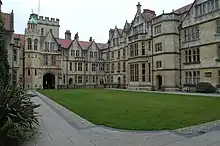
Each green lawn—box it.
[39,89,220,130]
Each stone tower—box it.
[24,13,41,89]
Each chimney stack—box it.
[89,37,92,42]
[74,32,79,41]
[65,30,71,40]
[136,2,141,13]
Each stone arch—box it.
[43,73,55,89]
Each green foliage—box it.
[196,82,216,93]
[0,83,40,146]
[0,13,10,86]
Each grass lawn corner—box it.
[39,89,220,131]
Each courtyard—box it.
[39,89,220,131]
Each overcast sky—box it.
[2,0,193,43]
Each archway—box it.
[156,75,162,90]
[69,78,73,84]
[43,73,55,89]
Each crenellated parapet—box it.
[37,16,60,26]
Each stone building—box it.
[181,0,220,89]
[104,2,192,91]
[14,13,106,89]
[1,1,22,86]
[4,0,220,90]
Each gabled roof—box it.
[78,41,90,50]
[174,3,193,14]
[57,39,72,48]
[121,20,131,35]
[1,12,13,31]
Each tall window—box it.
[130,64,134,82]
[185,48,200,63]
[52,56,56,65]
[34,39,38,50]
[148,63,151,82]
[41,28,44,36]
[78,76,83,83]
[70,62,72,71]
[155,42,162,52]
[142,42,145,55]
[123,48,126,56]
[156,61,162,68]
[27,38,32,50]
[118,50,120,59]
[123,62,126,71]
[13,49,17,62]
[111,51,114,59]
[185,71,200,85]
[100,63,104,71]
[71,50,75,57]
[94,52,98,58]
[28,69,30,76]
[50,42,55,50]
[218,70,220,84]
[76,50,80,57]
[148,41,151,51]
[85,63,88,71]
[111,63,114,72]
[118,62,120,71]
[90,51,93,58]
[130,44,134,57]
[134,43,138,56]
[45,42,49,51]
[78,63,82,71]
[44,55,48,65]
[154,25,161,35]
[92,63,96,71]
[35,70,37,76]
[142,63,146,82]
[217,19,220,33]
[75,62,77,71]
[134,64,139,82]
[63,75,66,84]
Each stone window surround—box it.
[185,71,200,85]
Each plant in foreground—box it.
[0,83,40,146]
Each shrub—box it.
[196,82,216,93]
[0,83,40,146]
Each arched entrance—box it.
[156,75,162,90]
[69,78,73,84]
[43,73,55,89]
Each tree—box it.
[0,14,10,85]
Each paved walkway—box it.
[23,91,220,146]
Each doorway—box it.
[156,75,162,90]
[43,73,55,89]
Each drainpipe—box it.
[178,22,182,89]
[150,22,154,90]
[23,35,26,89]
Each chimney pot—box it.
[65,30,71,40]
